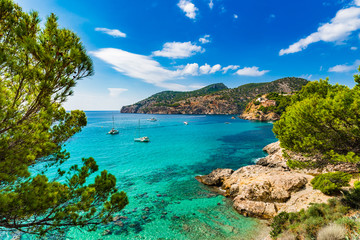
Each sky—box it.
[14,0,360,110]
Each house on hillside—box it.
[256,97,266,103]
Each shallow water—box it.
[6,112,277,239]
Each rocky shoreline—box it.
[195,141,332,219]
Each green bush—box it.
[286,159,318,169]
[354,180,360,190]
[343,188,360,209]
[311,172,351,195]
[270,212,290,238]
[270,199,350,239]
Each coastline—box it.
[196,141,331,219]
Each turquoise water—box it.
[7,112,277,239]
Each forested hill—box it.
[120,77,309,114]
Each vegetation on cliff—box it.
[121,77,308,114]
[0,0,127,236]
[274,78,360,166]
[269,73,360,239]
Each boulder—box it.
[195,168,234,186]
[233,199,277,219]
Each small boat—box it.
[184,121,188,125]
[108,128,119,134]
[134,120,149,143]
[225,122,230,124]
[147,117,157,122]
[134,136,150,142]
[108,116,119,135]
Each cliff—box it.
[121,77,308,114]
[240,95,281,121]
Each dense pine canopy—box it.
[0,0,127,236]
[273,76,360,164]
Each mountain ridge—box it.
[121,77,309,114]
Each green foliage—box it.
[273,78,360,165]
[343,188,360,209]
[354,180,360,190]
[311,172,351,195]
[286,159,318,169]
[270,199,351,239]
[0,0,128,236]
[270,211,291,238]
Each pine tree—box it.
[0,0,128,236]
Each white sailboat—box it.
[147,117,157,122]
[108,115,119,135]
[134,120,150,142]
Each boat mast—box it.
[138,119,140,137]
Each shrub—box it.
[270,212,290,238]
[286,159,318,169]
[354,180,360,190]
[311,172,351,195]
[317,223,346,240]
[343,188,360,209]
[269,199,350,239]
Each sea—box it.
[7,112,278,240]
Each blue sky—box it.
[14,0,360,110]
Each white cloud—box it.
[328,60,360,72]
[209,0,214,9]
[199,64,222,74]
[199,34,211,44]
[210,64,221,73]
[235,66,269,76]
[91,48,186,90]
[222,65,239,73]
[355,0,360,6]
[180,63,199,76]
[351,46,358,50]
[108,88,128,97]
[152,41,204,59]
[280,6,360,55]
[177,0,198,19]
[199,64,211,74]
[95,27,126,38]
[234,14,238,19]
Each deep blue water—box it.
[8,112,277,239]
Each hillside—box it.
[240,92,293,121]
[121,77,308,114]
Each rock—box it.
[172,215,180,220]
[257,141,289,170]
[142,216,148,220]
[196,140,336,219]
[263,141,281,155]
[114,221,124,227]
[144,207,150,212]
[157,194,162,197]
[195,168,234,186]
[102,230,112,236]
[233,199,277,218]
[324,163,359,173]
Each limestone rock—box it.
[233,199,277,219]
[195,168,234,186]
